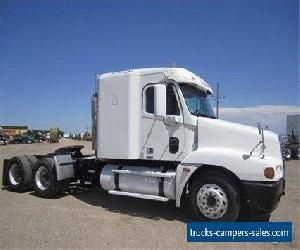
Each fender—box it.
[175,147,269,207]
[53,154,75,181]
[175,164,198,207]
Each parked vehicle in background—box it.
[0,135,8,145]
[35,134,47,142]
[10,135,36,144]
[26,132,46,143]
[83,132,92,141]
[48,128,59,143]
[282,114,300,160]
[63,133,70,138]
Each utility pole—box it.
[215,83,225,118]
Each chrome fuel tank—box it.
[100,164,176,200]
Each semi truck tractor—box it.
[283,114,300,160]
[2,68,285,221]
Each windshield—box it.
[179,83,216,118]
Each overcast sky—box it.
[218,105,300,134]
[0,0,299,134]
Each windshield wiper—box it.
[191,110,216,119]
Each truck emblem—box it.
[112,93,118,105]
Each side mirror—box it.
[154,84,166,117]
[257,122,262,134]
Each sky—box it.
[0,0,299,134]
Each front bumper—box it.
[242,178,285,214]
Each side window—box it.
[166,85,180,115]
[145,86,154,114]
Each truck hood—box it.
[197,117,281,160]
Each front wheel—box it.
[188,171,240,221]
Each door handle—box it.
[169,137,179,153]
[163,116,183,126]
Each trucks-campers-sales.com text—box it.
[189,228,290,239]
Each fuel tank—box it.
[100,164,176,200]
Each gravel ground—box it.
[0,139,299,249]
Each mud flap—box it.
[2,159,10,186]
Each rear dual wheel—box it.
[7,156,37,192]
[33,158,61,198]
[6,156,61,198]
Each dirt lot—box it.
[0,139,299,249]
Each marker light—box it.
[264,167,275,179]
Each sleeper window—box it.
[145,86,154,114]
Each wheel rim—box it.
[196,183,228,219]
[285,148,291,159]
[8,164,22,185]
[35,166,50,190]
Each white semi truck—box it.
[2,68,285,221]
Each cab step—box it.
[108,190,169,202]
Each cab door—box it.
[141,83,185,161]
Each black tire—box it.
[33,158,61,198]
[285,148,291,161]
[6,156,33,192]
[291,148,299,160]
[188,171,240,221]
[25,155,38,169]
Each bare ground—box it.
[0,139,299,249]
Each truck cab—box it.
[96,68,214,161]
[3,68,285,222]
